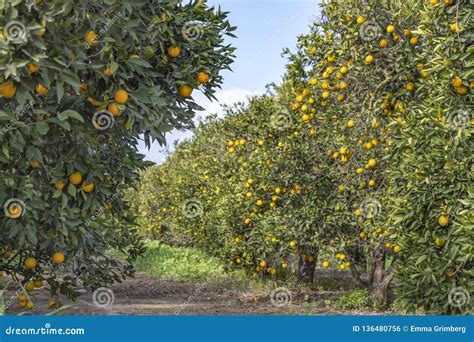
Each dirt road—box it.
[3,272,388,315]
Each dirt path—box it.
[3,272,388,315]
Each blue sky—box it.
[140,0,321,163]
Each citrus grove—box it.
[132,0,472,315]
[0,0,235,309]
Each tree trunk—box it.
[369,247,388,302]
[297,255,316,284]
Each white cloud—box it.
[139,88,262,164]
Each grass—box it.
[135,241,264,290]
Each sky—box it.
[139,0,321,164]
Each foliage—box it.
[0,0,235,307]
[133,0,472,315]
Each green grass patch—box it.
[135,241,262,290]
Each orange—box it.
[18,294,27,302]
[114,89,129,104]
[455,86,468,95]
[48,300,59,308]
[0,81,17,98]
[405,82,415,92]
[52,252,65,265]
[69,171,82,185]
[379,38,388,48]
[36,84,49,95]
[81,181,95,193]
[25,283,35,291]
[386,24,395,33]
[33,280,43,288]
[24,257,38,269]
[26,301,34,309]
[55,181,65,190]
[197,71,210,84]
[84,31,97,44]
[365,54,374,64]
[356,16,365,25]
[437,215,449,227]
[108,103,121,116]
[31,161,41,169]
[104,67,113,76]
[179,85,193,97]
[168,45,181,58]
[27,63,40,74]
[409,37,418,45]
[346,119,355,128]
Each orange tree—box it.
[281,0,428,301]
[132,0,472,314]
[0,0,235,306]
[387,0,473,314]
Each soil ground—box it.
[3,271,392,316]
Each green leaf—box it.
[58,110,84,123]
[36,121,49,135]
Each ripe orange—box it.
[0,81,17,98]
[27,63,40,74]
[55,181,65,190]
[197,71,210,84]
[346,119,355,128]
[455,86,468,95]
[387,24,395,33]
[24,257,38,269]
[356,16,365,25]
[179,85,193,97]
[108,103,121,116]
[104,67,113,76]
[405,82,415,92]
[36,84,49,95]
[18,294,27,302]
[379,38,388,48]
[114,89,129,104]
[82,181,95,193]
[69,172,82,185]
[31,161,41,169]
[365,54,374,64]
[84,31,97,44]
[437,215,449,227]
[409,37,418,45]
[168,45,181,58]
[52,252,65,265]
